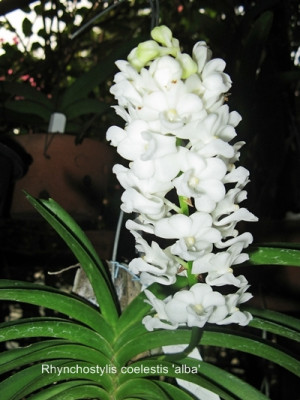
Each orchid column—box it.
[106,26,257,331]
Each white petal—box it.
[217,311,252,326]
[142,315,177,331]
[195,138,234,158]
[192,41,212,72]
[155,214,192,239]
[106,125,124,146]
[203,58,226,76]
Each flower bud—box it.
[177,53,198,79]
[151,25,173,47]
[128,41,161,70]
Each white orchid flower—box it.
[120,188,168,220]
[128,231,179,286]
[173,149,227,212]
[192,41,212,74]
[106,25,257,332]
[125,218,155,235]
[110,76,143,108]
[223,165,251,188]
[216,285,253,326]
[149,55,183,89]
[107,120,178,162]
[214,207,258,239]
[130,151,181,183]
[142,283,237,330]
[142,290,176,331]
[192,242,250,287]
[155,212,221,261]
[113,164,173,196]
[135,83,206,133]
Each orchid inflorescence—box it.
[106,25,258,331]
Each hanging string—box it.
[149,0,160,30]
[111,209,124,264]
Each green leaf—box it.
[27,380,110,400]
[155,381,198,400]
[117,359,237,400]
[115,330,193,365]
[116,328,300,377]
[200,330,300,377]
[25,194,119,325]
[5,99,52,121]
[248,246,300,266]
[0,318,112,356]
[2,81,53,108]
[249,317,300,343]
[0,340,66,374]
[180,359,269,400]
[0,340,113,376]
[42,384,111,400]
[0,360,110,400]
[22,17,32,36]
[116,378,171,400]
[62,99,109,119]
[0,280,111,337]
[245,307,300,332]
[116,289,150,336]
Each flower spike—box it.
[106,25,257,331]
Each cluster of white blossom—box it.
[106,26,257,331]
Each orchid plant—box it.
[106,25,257,331]
[0,25,299,400]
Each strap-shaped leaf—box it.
[25,194,119,325]
[0,339,65,373]
[248,246,300,266]
[0,360,110,400]
[42,384,111,400]
[115,328,300,377]
[63,99,109,119]
[117,289,150,336]
[200,330,300,377]
[246,307,300,332]
[156,380,206,400]
[0,317,112,356]
[0,280,111,337]
[0,341,113,376]
[2,81,53,108]
[115,329,193,365]
[249,318,300,342]
[117,359,237,400]
[26,380,110,400]
[116,378,172,400]
[178,359,269,400]
[5,99,52,121]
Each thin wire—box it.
[112,210,124,263]
[70,0,127,40]
[149,0,160,30]
[110,261,140,281]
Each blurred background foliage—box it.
[0,0,300,221]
